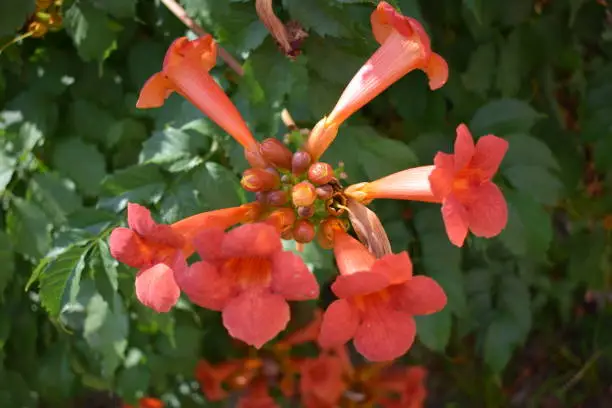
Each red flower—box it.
[175,223,319,348]
[345,124,509,247]
[237,378,279,408]
[123,397,165,408]
[195,360,241,401]
[377,366,427,408]
[428,124,509,246]
[109,202,259,312]
[318,229,446,361]
[305,1,448,160]
[136,35,259,153]
[300,354,346,408]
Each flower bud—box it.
[317,217,345,249]
[308,162,334,185]
[293,219,315,243]
[297,206,315,218]
[255,192,269,205]
[260,138,293,170]
[315,184,334,200]
[245,147,269,169]
[267,190,288,206]
[266,208,296,232]
[292,181,316,207]
[241,168,280,192]
[291,150,312,175]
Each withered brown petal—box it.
[346,198,392,259]
[255,0,292,53]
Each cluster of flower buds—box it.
[110,1,509,364]
[0,0,63,53]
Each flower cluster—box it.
[109,1,509,362]
[194,310,428,408]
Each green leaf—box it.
[483,313,521,373]
[495,31,523,97]
[498,191,552,260]
[0,150,16,193]
[53,138,107,196]
[84,293,128,379]
[159,181,202,224]
[192,162,244,210]
[282,0,350,37]
[38,245,89,317]
[0,232,15,300]
[37,343,75,404]
[503,165,563,206]
[6,197,51,259]
[462,42,496,97]
[69,100,116,146]
[94,0,137,18]
[64,2,120,62]
[463,0,483,24]
[470,99,544,136]
[415,308,452,352]
[28,173,82,226]
[498,275,531,337]
[502,133,560,171]
[140,127,208,165]
[0,0,35,37]
[127,40,166,89]
[100,164,167,211]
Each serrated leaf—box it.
[84,293,128,379]
[93,0,137,18]
[64,2,120,62]
[6,197,51,259]
[38,245,89,317]
[283,0,350,37]
[495,31,522,97]
[483,313,521,373]
[28,173,82,226]
[499,275,531,336]
[192,162,244,210]
[504,165,563,206]
[53,138,107,196]
[0,232,15,300]
[502,133,560,171]
[69,99,116,146]
[415,308,452,352]
[100,164,166,211]
[462,42,496,97]
[37,343,75,404]
[470,99,544,136]
[140,127,208,165]
[0,150,16,193]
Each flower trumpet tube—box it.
[108,202,261,312]
[136,35,259,152]
[304,1,449,160]
[318,229,447,361]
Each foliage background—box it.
[1,0,612,406]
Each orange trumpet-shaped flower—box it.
[109,202,259,313]
[305,2,448,160]
[174,223,320,348]
[136,35,259,152]
[318,230,447,362]
[429,124,509,247]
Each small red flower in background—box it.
[174,223,319,347]
[109,202,259,312]
[429,124,509,246]
[136,35,260,155]
[318,229,447,362]
[305,1,448,160]
[300,354,346,408]
[237,378,279,408]
[377,366,428,408]
[122,397,164,408]
[195,360,242,401]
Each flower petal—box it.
[353,306,416,362]
[441,194,469,247]
[454,124,475,171]
[271,251,319,300]
[136,72,174,109]
[429,153,454,199]
[370,252,413,284]
[193,227,226,262]
[175,261,233,310]
[353,166,439,203]
[424,52,449,90]
[472,135,509,180]
[135,263,181,313]
[221,223,282,259]
[331,271,390,298]
[332,229,376,276]
[127,203,183,247]
[109,227,149,268]
[390,276,447,315]
[318,299,359,350]
[222,289,289,348]
[466,182,508,238]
